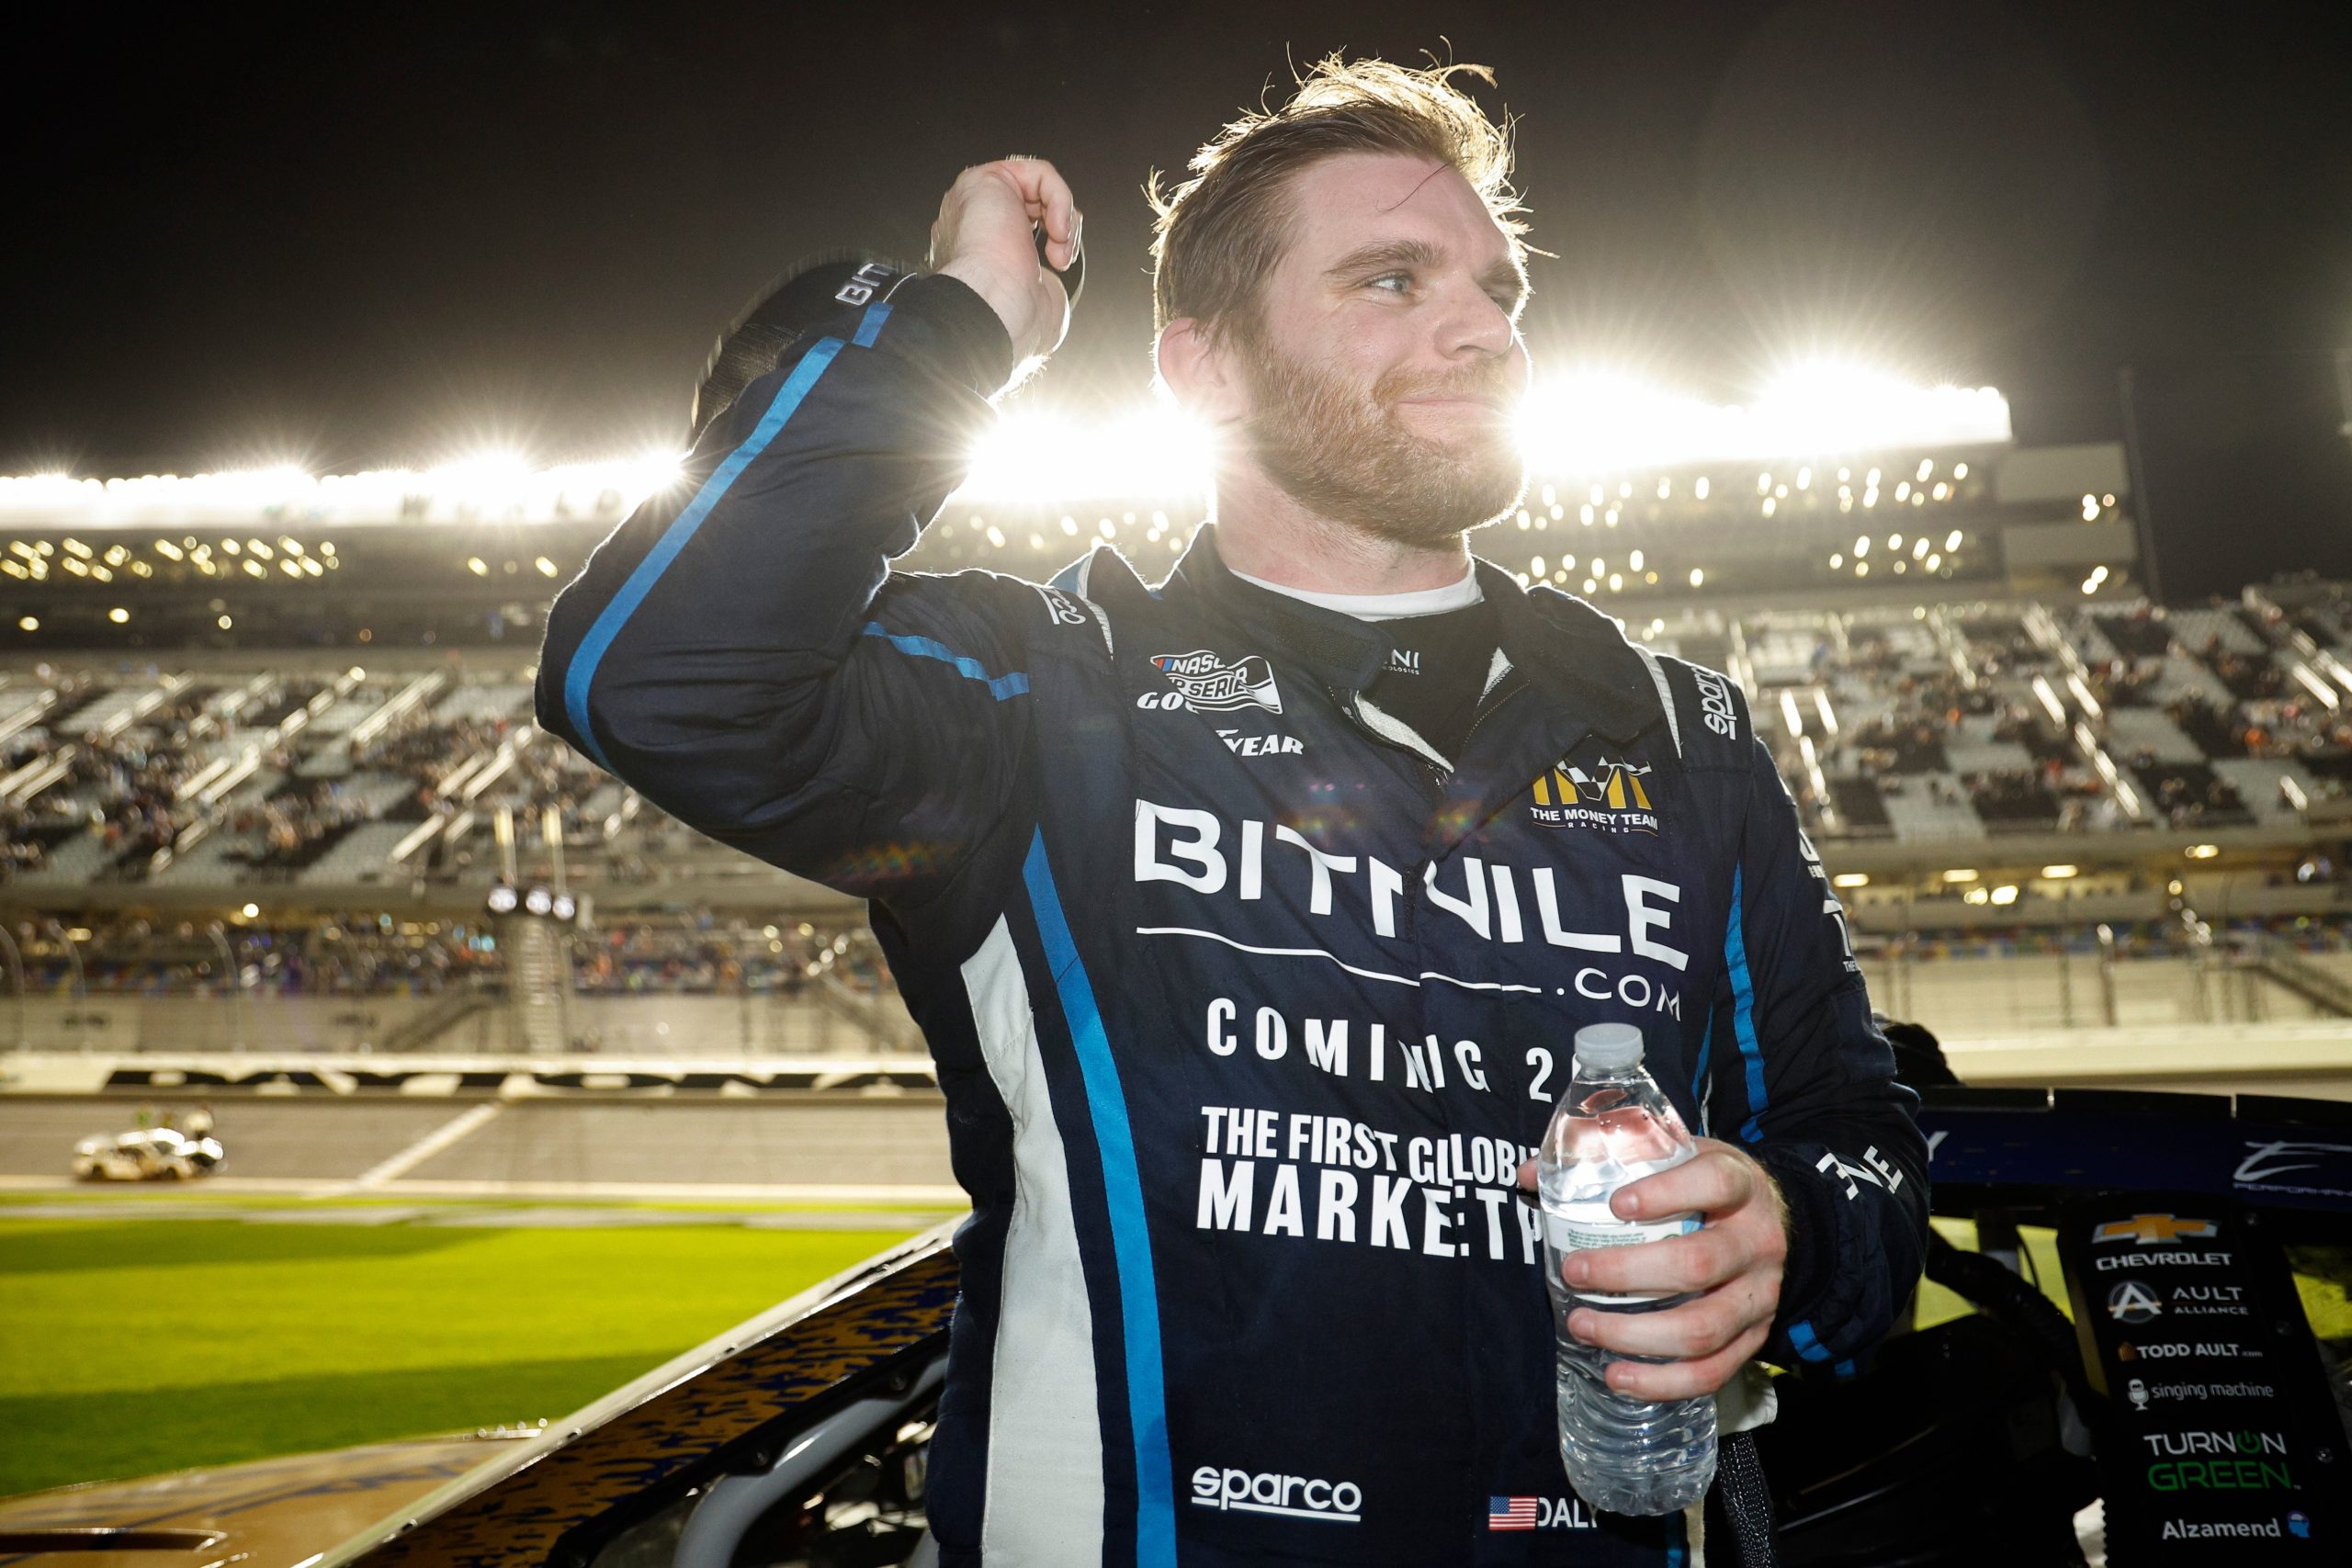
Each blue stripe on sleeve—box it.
[1723,863,1770,1144]
[859,623,1029,700]
[1787,1318,1830,1363]
[852,301,892,346]
[1023,829,1177,1568]
[560,339,846,769]
[1688,1034,1712,1135]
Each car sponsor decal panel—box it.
[2056,1195,2346,1560]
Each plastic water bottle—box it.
[1539,1021,1717,1516]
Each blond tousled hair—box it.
[1147,53,1527,341]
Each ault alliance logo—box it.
[1151,650,1283,714]
[1530,759,1659,835]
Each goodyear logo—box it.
[1531,759,1659,835]
[2096,1214,2218,1246]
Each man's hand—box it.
[931,158,1080,364]
[1517,1138,1790,1401]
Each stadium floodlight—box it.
[0,365,2007,523]
[623,448,688,497]
[0,452,691,528]
[1515,361,2010,477]
[951,405,1215,504]
[429,450,537,513]
[1750,362,2007,459]
[1516,371,1733,476]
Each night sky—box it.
[6,2,2349,592]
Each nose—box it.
[1436,278,1521,369]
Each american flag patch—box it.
[1488,1495,1540,1530]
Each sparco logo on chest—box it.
[1150,650,1283,714]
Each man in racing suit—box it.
[538,55,1926,1568]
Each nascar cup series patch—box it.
[1529,758,1660,834]
[1151,650,1283,714]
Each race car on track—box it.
[5,1083,2351,1567]
[70,1126,225,1181]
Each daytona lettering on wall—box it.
[71,1061,941,1096]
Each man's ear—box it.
[1155,317,1248,425]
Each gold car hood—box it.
[0,1436,533,1568]
[4,1226,959,1568]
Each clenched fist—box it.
[931,158,1080,365]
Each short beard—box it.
[1235,333,1526,550]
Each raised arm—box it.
[535,161,1084,903]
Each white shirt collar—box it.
[1230,563,1483,622]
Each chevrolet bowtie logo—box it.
[2093,1213,2218,1245]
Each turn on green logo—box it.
[2142,1429,2292,1492]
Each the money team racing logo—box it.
[1530,759,1659,835]
[1151,650,1283,714]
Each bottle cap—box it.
[1572,1021,1644,1070]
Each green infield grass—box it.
[10,1209,2342,1506]
[0,1213,928,1498]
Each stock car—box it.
[5,1086,2351,1568]
[69,1126,224,1182]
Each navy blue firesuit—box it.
[537,271,1928,1566]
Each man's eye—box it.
[1368,272,1414,295]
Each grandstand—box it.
[4,416,2351,1195]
